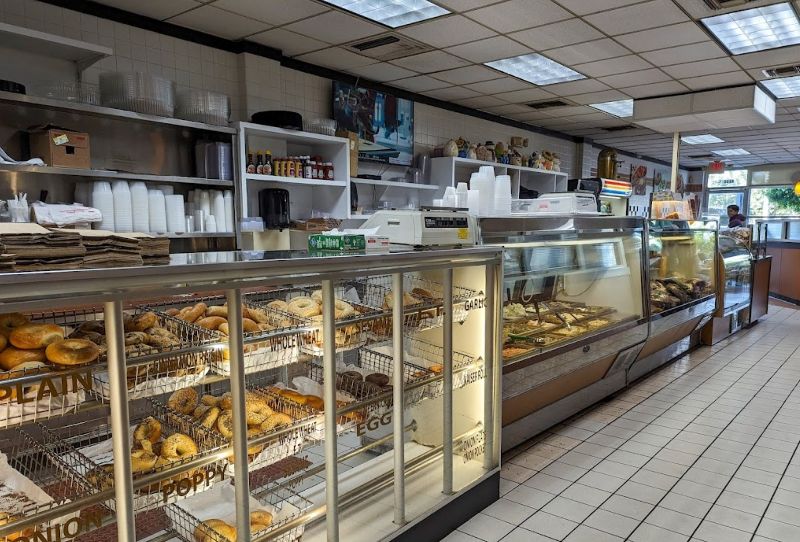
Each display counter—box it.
[757,219,800,304]
[0,247,503,542]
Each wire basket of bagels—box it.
[0,430,107,542]
[167,478,311,542]
[351,275,482,337]
[37,398,228,513]
[245,286,380,356]
[361,338,484,400]
[175,386,317,477]
[144,296,305,376]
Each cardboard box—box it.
[336,129,359,177]
[30,129,91,168]
[308,233,366,252]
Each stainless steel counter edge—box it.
[0,248,503,311]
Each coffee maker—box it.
[259,188,290,229]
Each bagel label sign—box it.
[0,369,93,403]
[10,509,104,541]
[160,462,228,502]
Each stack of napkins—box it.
[122,233,171,265]
[56,229,143,268]
[0,224,86,271]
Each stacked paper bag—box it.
[56,229,144,268]
[0,224,85,271]
[123,233,171,265]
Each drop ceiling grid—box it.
[94,0,800,166]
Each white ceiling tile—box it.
[464,77,532,94]
[545,78,611,96]
[546,39,630,65]
[296,48,375,70]
[623,80,687,98]
[585,0,688,36]
[554,0,653,16]
[391,50,470,72]
[509,18,603,51]
[284,10,383,44]
[661,58,740,79]
[465,0,571,33]
[399,15,495,48]
[430,65,501,85]
[424,86,480,101]
[482,103,534,115]
[457,95,508,109]
[567,89,630,104]
[248,28,328,56]
[492,88,557,103]
[735,45,800,70]
[213,0,328,26]
[92,0,199,20]
[166,5,269,39]
[680,71,754,91]
[348,62,417,82]
[574,55,652,78]
[640,41,727,67]
[444,36,531,63]
[390,75,452,92]
[437,0,498,11]
[614,22,709,53]
[598,68,671,88]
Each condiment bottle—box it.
[246,151,256,174]
[263,151,272,175]
[255,151,264,174]
[287,158,295,177]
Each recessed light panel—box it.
[485,53,585,86]
[681,134,725,144]
[701,2,800,55]
[321,0,449,28]
[713,148,750,156]
[762,75,800,98]
[590,99,633,118]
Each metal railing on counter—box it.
[0,247,503,542]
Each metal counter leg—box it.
[225,289,251,541]
[392,273,406,525]
[443,268,454,496]
[104,301,136,542]
[322,280,339,542]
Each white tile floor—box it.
[446,304,800,542]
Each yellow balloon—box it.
[795,181,800,197]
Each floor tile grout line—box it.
[492,323,782,542]
[623,337,800,541]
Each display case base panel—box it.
[627,332,700,383]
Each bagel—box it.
[0,313,29,338]
[219,392,233,411]
[287,297,320,318]
[124,331,149,346]
[205,306,227,318]
[161,433,198,459]
[201,394,220,406]
[195,520,235,542]
[200,406,221,429]
[184,303,208,323]
[168,388,198,415]
[77,320,105,334]
[0,347,45,371]
[216,410,234,439]
[218,323,229,336]
[305,395,324,410]
[411,287,435,299]
[261,412,293,432]
[130,448,158,472]
[165,308,180,317]
[384,291,420,308]
[133,416,162,444]
[194,519,228,542]
[0,513,34,542]
[242,318,260,333]
[192,405,210,419]
[45,339,100,366]
[0,335,6,351]
[128,311,158,332]
[334,299,355,320]
[247,307,269,324]
[85,464,114,491]
[246,398,273,426]
[196,316,227,330]
[311,289,323,305]
[9,323,64,349]
[250,510,274,529]
[266,299,289,312]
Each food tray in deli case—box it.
[352,274,483,337]
[360,338,484,398]
[269,377,365,437]
[178,386,318,478]
[37,400,229,514]
[245,286,380,356]
[144,295,305,376]
[167,479,311,542]
[0,431,106,542]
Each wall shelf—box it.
[0,22,112,70]
[245,174,347,187]
[0,164,234,187]
[351,178,439,190]
[158,232,235,239]
[444,156,568,178]
[431,156,569,197]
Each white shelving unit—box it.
[236,122,351,222]
[351,178,439,190]
[431,156,568,197]
[0,164,234,187]
[0,22,112,70]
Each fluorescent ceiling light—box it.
[590,99,633,117]
[485,53,585,86]
[321,0,449,28]
[701,2,800,55]
[762,75,800,98]
[681,134,724,144]
[713,148,750,156]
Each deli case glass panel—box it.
[479,217,647,367]
[718,231,753,312]
[647,220,717,317]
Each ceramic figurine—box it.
[444,139,459,157]
[494,141,505,160]
[467,144,477,160]
[475,144,490,162]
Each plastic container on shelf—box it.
[303,118,336,136]
[111,180,132,232]
[31,81,99,105]
[175,89,230,125]
[130,181,150,233]
[223,190,234,232]
[99,72,176,117]
[148,189,167,233]
[92,182,115,231]
[166,194,186,233]
[212,190,226,232]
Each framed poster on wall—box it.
[631,164,648,195]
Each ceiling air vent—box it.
[762,65,800,78]
[526,99,570,110]
[345,33,432,61]
[702,0,756,10]
[688,154,715,159]
[602,124,637,132]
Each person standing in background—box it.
[727,204,746,227]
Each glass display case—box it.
[647,220,717,332]
[0,247,502,542]
[718,232,753,313]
